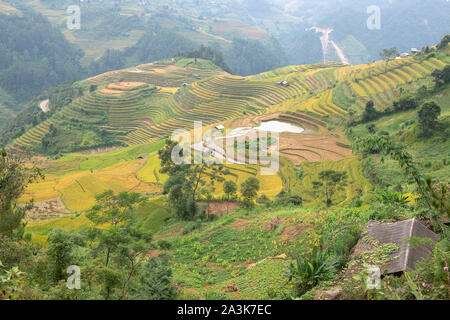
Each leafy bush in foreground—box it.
[286,246,337,296]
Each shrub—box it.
[182,221,202,235]
[376,190,409,206]
[295,166,304,180]
[0,263,24,300]
[368,202,409,221]
[256,194,271,206]
[157,240,172,250]
[207,214,218,222]
[274,193,303,206]
[329,226,361,269]
[130,257,177,300]
[320,220,362,270]
[351,197,363,208]
[286,247,337,297]
[393,96,418,112]
[366,124,377,134]
[204,290,230,300]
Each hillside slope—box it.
[3,37,449,302]
[10,40,447,218]
[11,49,449,154]
[0,9,84,103]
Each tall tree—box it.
[115,224,152,300]
[223,180,237,214]
[46,228,84,282]
[0,149,42,238]
[431,65,450,89]
[379,47,399,72]
[362,100,377,122]
[130,256,177,300]
[87,190,146,266]
[240,177,260,208]
[417,101,441,137]
[312,170,348,207]
[158,140,228,220]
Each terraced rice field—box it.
[20,141,283,213]
[14,118,57,147]
[15,55,447,149]
[13,54,449,212]
[136,151,282,198]
[87,58,226,87]
[14,83,164,147]
[340,56,447,114]
[280,156,372,207]
[122,64,358,145]
[19,142,165,211]
[225,112,352,164]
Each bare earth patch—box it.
[196,201,239,216]
[227,113,352,164]
[279,224,308,242]
[132,119,153,127]
[280,132,352,164]
[108,82,147,90]
[229,113,280,128]
[25,198,72,221]
[147,250,163,258]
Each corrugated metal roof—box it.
[367,218,438,274]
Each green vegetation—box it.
[175,45,232,74]
[240,177,260,208]
[379,48,399,72]
[0,34,449,301]
[312,170,348,207]
[0,10,83,103]
[417,101,441,137]
[0,149,42,237]
[158,140,228,220]
[286,246,337,296]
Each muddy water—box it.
[192,121,304,164]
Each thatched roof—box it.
[367,218,438,274]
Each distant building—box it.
[215,125,225,130]
[277,80,290,87]
[400,52,410,58]
[366,218,437,275]
[411,48,420,54]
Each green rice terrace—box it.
[12,53,447,150]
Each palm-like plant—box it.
[286,247,337,295]
[377,190,409,206]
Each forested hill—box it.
[0,9,84,127]
[0,1,286,128]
